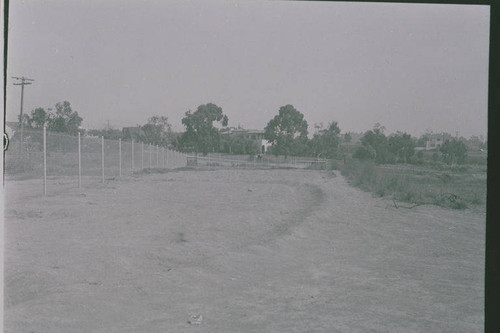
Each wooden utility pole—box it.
[12,76,34,152]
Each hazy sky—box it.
[6,0,490,138]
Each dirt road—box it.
[4,169,485,332]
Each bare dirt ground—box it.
[4,169,485,332]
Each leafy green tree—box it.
[177,103,228,154]
[353,145,376,160]
[356,123,391,164]
[309,121,341,158]
[409,150,425,165]
[466,135,487,151]
[18,113,31,129]
[416,134,429,148]
[47,101,83,135]
[344,132,352,143]
[264,104,308,157]
[440,138,468,164]
[29,107,50,129]
[388,132,415,163]
[141,116,173,146]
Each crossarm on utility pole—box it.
[12,76,34,153]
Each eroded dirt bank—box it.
[4,169,485,332]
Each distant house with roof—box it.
[426,133,456,150]
[425,134,444,150]
[414,133,454,151]
[220,127,271,153]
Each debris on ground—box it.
[188,314,203,325]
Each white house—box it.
[221,128,271,153]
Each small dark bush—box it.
[330,160,340,170]
[352,146,375,160]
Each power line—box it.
[12,76,35,152]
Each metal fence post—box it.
[141,142,144,170]
[156,145,159,167]
[149,143,152,168]
[78,132,81,188]
[168,149,170,168]
[132,139,135,170]
[101,136,105,183]
[43,124,47,196]
[119,138,122,177]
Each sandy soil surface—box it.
[4,169,485,332]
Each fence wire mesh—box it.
[5,129,188,182]
[5,128,334,196]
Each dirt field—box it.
[4,168,485,332]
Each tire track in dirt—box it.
[164,178,328,270]
[4,170,485,332]
[254,181,327,247]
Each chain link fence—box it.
[5,128,335,195]
[5,129,187,183]
[186,153,331,170]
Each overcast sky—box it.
[6,0,490,138]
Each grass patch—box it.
[340,159,486,210]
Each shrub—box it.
[409,151,425,165]
[339,160,484,210]
[353,146,375,160]
[467,154,487,165]
[385,152,397,164]
[330,160,340,170]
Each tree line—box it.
[20,101,83,135]
[18,101,175,146]
[352,123,471,165]
[174,103,477,165]
[19,101,480,165]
